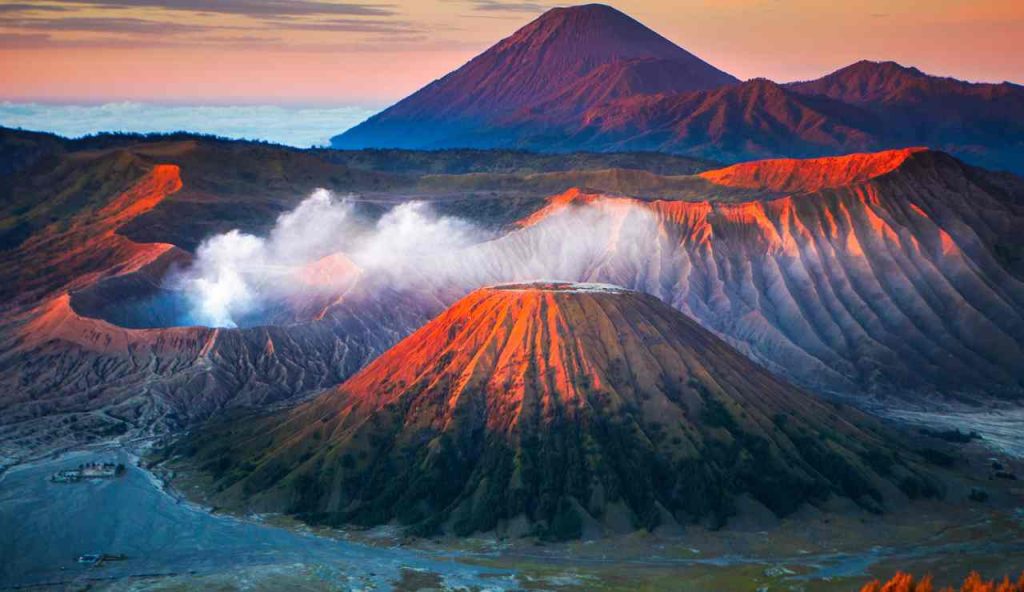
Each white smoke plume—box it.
[173,189,485,327]
[174,188,669,327]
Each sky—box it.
[1,0,1022,106]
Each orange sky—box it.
[1,0,1022,105]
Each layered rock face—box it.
[480,149,1024,397]
[181,283,937,538]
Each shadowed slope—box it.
[182,283,937,538]
[557,78,883,160]
[559,63,1024,171]
[787,61,1024,173]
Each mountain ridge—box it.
[330,5,1024,174]
[786,60,1024,104]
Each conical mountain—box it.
[181,283,937,539]
[331,4,737,149]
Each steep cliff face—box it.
[182,283,936,538]
[488,150,1024,397]
[0,159,182,307]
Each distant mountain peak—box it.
[331,3,737,149]
[788,60,954,104]
[530,3,634,23]
[517,2,671,44]
[735,77,789,94]
[844,59,926,75]
[486,1,707,75]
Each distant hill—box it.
[786,60,1024,173]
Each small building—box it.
[51,462,125,483]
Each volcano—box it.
[4,129,1022,466]
[182,282,937,538]
[331,4,737,150]
[330,3,1024,174]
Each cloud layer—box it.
[0,101,378,147]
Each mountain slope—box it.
[553,78,883,161]
[519,67,1024,170]
[331,4,737,149]
[331,6,1024,174]
[488,149,1024,398]
[788,61,1024,172]
[0,131,716,459]
[788,60,1024,107]
[180,283,937,538]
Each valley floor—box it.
[3,437,1022,591]
[0,446,513,591]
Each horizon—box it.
[1,0,1021,107]
[0,101,380,147]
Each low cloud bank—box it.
[0,102,378,147]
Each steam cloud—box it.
[173,189,483,327]
[174,188,668,327]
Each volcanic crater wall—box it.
[484,150,1024,398]
[3,144,1023,459]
